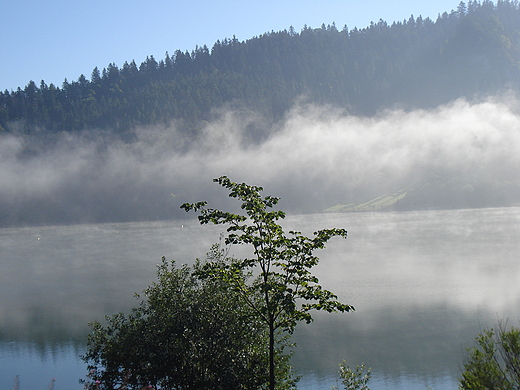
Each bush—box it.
[332,362,371,390]
[460,322,520,389]
[81,246,294,390]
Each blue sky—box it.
[1,0,459,92]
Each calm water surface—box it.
[1,208,520,389]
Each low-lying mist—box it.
[2,93,520,226]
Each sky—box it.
[1,0,460,92]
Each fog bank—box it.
[2,94,520,226]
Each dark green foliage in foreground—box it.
[81,249,295,390]
[182,176,353,390]
[459,322,520,389]
[3,1,520,135]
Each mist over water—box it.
[2,94,520,226]
[3,91,520,389]
[2,208,520,389]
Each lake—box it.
[1,208,519,389]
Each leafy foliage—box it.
[81,248,294,390]
[181,176,353,390]
[332,362,372,390]
[459,322,520,389]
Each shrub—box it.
[460,322,520,389]
[332,362,371,390]
[81,246,294,390]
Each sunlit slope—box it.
[325,189,409,212]
[326,176,520,212]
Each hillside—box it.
[1,1,520,136]
[2,1,520,226]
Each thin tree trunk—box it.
[269,317,275,390]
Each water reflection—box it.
[1,208,519,389]
[1,341,85,390]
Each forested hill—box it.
[1,0,520,136]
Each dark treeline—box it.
[2,0,520,136]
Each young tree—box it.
[82,246,293,390]
[181,176,354,390]
[332,362,371,390]
[460,322,520,389]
